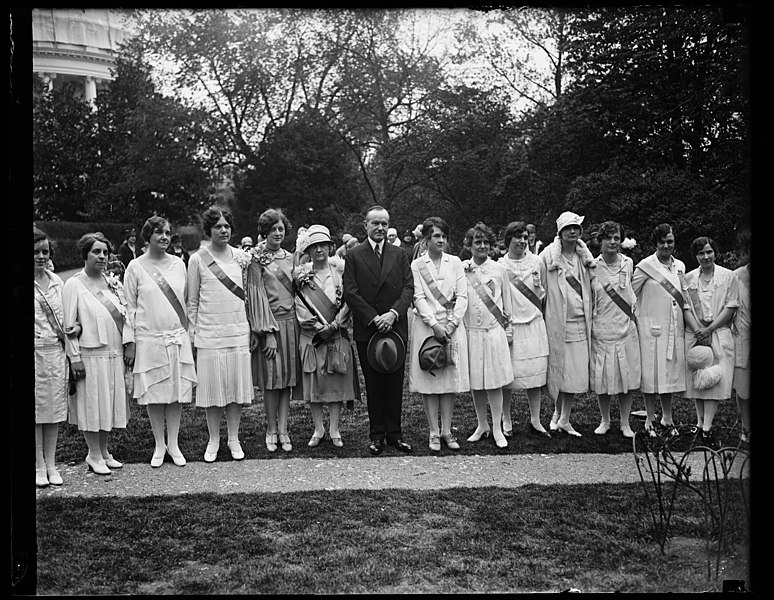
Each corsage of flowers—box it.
[253,245,275,267]
[293,263,316,290]
[621,237,637,250]
[233,248,253,270]
[104,271,127,314]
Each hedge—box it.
[34,221,210,271]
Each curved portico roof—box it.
[32,8,135,81]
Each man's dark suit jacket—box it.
[343,239,414,443]
[342,240,414,343]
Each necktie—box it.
[375,244,381,263]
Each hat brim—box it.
[366,330,406,374]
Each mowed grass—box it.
[37,354,752,594]
[36,484,750,594]
[53,368,745,464]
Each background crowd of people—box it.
[33,206,751,487]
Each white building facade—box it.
[32,8,135,104]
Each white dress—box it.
[590,254,641,395]
[187,249,253,408]
[34,271,69,424]
[462,258,514,391]
[732,265,750,399]
[684,265,738,400]
[408,252,470,394]
[498,253,548,390]
[631,253,687,394]
[62,272,131,432]
[123,255,197,405]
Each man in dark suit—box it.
[343,205,415,455]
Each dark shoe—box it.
[368,440,384,456]
[529,423,552,439]
[389,439,413,453]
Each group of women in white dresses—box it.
[407,212,751,451]
[33,208,751,486]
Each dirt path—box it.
[35,451,749,498]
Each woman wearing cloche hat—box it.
[538,210,596,437]
[293,224,358,449]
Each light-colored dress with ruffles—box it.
[684,265,738,400]
[246,244,301,391]
[631,253,688,394]
[62,272,131,432]
[590,254,641,395]
[499,253,548,390]
[34,271,69,424]
[409,252,470,394]
[462,258,514,391]
[295,260,356,403]
[124,255,197,406]
[187,248,252,408]
[732,264,750,399]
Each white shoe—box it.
[549,413,560,431]
[594,422,610,435]
[227,440,245,460]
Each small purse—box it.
[325,339,349,374]
[67,359,77,395]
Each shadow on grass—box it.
[35,483,751,594]
[55,380,746,465]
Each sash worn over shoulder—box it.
[565,272,584,299]
[506,270,543,313]
[78,274,124,335]
[416,260,455,314]
[296,282,338,325]
[636,259,685,309]
[199,247,245,301]
[35,287,66,346]
[258,250,294,297]
[139,260,188,330]
[465,269,510,329]
[602,281,636,322]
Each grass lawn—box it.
[33,360,753,594]
[35,484,750,594]
[53,381,745,464]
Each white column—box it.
[84,76,97,108]
[40,72,56,93]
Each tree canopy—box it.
[34,7,751,258]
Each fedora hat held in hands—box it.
[418,336,447,375]
[366,330,406,374]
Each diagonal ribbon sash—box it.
[297,283,338,325]
[465,269,510,329]
[199,247,245,301]
[602,281,636,322]
[417,260,456,317]
[77,274,125,335]
[506,271,543,313]
[273,266,295,298]
[139,260,188,330]
[635,260,685,309]
[35,287,66,346]
[565,271,584,299]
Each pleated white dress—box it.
[590,254,641,395]
[498,253,548,390]
[462,258,514,391]
[123,255,197,405]
[187,249,253,408]
[62,272,131,432]
[408,252,470,394]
